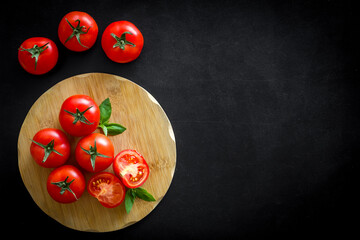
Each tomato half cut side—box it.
[113,149,150,189]
[87,172,125,208]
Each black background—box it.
[1,0,358,238]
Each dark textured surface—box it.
[1,0,358,238]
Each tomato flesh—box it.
[113,149,149,188]
[87,172,125,208]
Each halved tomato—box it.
[87,172,125,208]
[113,149,149,189]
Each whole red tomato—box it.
[58,11,98,52]
[75,133,114,172]
[59,95,100,137]
[113,149,150,188]
[47,165,85,203]
[30,128,70,168]
[87,172,125,208]
[18,37,58,75]
[101,21,144,63]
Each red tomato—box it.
[113,149,149,188]
[58,11,98,52]
[101,21,144,63]
[59,95,100,137]
[18,37,58,75]
[75,133,114,172]
[87,172,125,208]
[47,165,85,203]
[30,128,70,168]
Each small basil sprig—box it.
[98,98,126,136]
[125,187,156,213]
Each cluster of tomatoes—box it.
[30,94,152,209]
[18,11,144,75]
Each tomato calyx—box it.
[65,18,91,49]
[51,176,78,200]
[64,106,94,125]
[18,42,49,70]
[111,32,136,50]
[30,138,63,163]
[80,140,112,171]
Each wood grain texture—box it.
[17,73,176,232]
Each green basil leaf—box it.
[99,124,108,136]
[105,123,126,135]
[98,98,126,136]
[125,189,135,213]
[134,187,156,202]
[99,98,111,124]
[131,188,136,198]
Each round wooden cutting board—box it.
[17,73,176,232]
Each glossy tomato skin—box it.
[75,133,114,172]
[47,165,85,203]
[101,21,144,63]
[59,95,100,137]
[87,172,125,208]
[113,149,149,188]
[58,11,98,52]
[18,37,58,75]
[30,128,70,168]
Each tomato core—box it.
[119,154,146,183]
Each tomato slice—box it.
[87,172,125,208]
[113,149,150,189]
